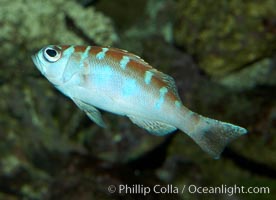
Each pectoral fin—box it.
[128,115,176,136]
[72,98,106,127]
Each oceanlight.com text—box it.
[107,184,270,196]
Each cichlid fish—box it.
[32,45,247,158]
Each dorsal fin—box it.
[108,47,180,99]
[109,47,151,68]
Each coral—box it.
[174,0,276,77]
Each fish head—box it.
[32,45,69,86]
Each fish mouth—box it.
[31,54,64,86]
[32,55,46,75]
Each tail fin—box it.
[181,114,247,159]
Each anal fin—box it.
[72,98,106,128]
[128,115,177,136]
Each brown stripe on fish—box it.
[103,48,131,70]
[59,45,71,57]
[89,46,106,57]
[127,60,152,76]
[105,48,125,63]
[109,47,140,60]
[60,45,71,51]
[150,73,170,90]
[146,71,182,107]
[105,48,149,70]
[166,90,180,104]
[95,47,109,60]
[62,45,75,58]
[73,45,89,53]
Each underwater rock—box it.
[219,57,276,90]
[0,0,117,74]
[0,1,118,198]
[113,0,175,54]
[174,0,276,77]
[95,0,148,31]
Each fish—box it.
[32,45,248,159]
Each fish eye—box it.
[43,46,61,62]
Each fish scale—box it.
[78,45,178,109]
[32,45,248,159]
[107,48,179,103]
